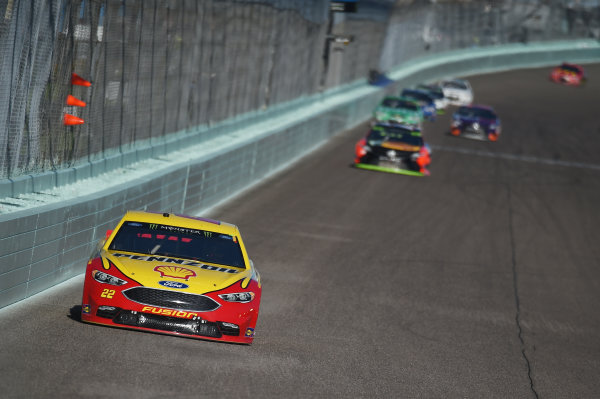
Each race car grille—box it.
[464,125,486,137]
[465,127,484,134]
[368,147,413,169]
[114,311,222,338]
[123,287,220,312]
[371,146,413,158]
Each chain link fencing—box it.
[1,0,598,181]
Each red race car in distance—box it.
[550,63,586,86]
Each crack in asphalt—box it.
[506,184,539,399]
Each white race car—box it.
[416,83,449,110]
[440,79,473,106]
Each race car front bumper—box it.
[82,295,258,344]
[93,306,226,337]
[451,127,499,141]
[81,263,260,344]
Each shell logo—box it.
[154,266,196,281]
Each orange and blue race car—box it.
[354,122,431,176]
[550,63,586,86]
[81,211,261,344]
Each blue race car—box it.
[450,105,501,141]
[415,83,448,112]
[400,89,437,121]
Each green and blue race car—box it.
[373,96,423,128]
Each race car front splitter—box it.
[354,163,427,177]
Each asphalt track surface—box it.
[1,66,600,398]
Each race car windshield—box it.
[381,98,419,111]
[444,81,468,90]
[416,85,443,98]
[560,64,580,73]
[457,107,496,120]
[108,221,246,268]
[367,126,423,146]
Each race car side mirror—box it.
[105,230,113,239]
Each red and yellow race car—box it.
[81,211,261,344]
[550,63,586,86]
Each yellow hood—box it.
[104,250,250,293]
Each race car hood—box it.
[104,250,248,293]
[375,107,421,122]
[380,141,421,153]
[377,107,414,115]
[444,88,472,102]
[443,88,467,96]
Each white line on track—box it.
[430,144,600,171]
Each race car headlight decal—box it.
[218,292,255,303]
[490,124,497,131]
[92,270,128,286]
[451,120,461,127]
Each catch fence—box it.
[0,0,598,181]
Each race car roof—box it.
[120,211,239,236]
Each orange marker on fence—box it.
[64,114,85,125]
[66,94,86,107]
[71,73,92,87]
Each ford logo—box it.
[159,280,189,289]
